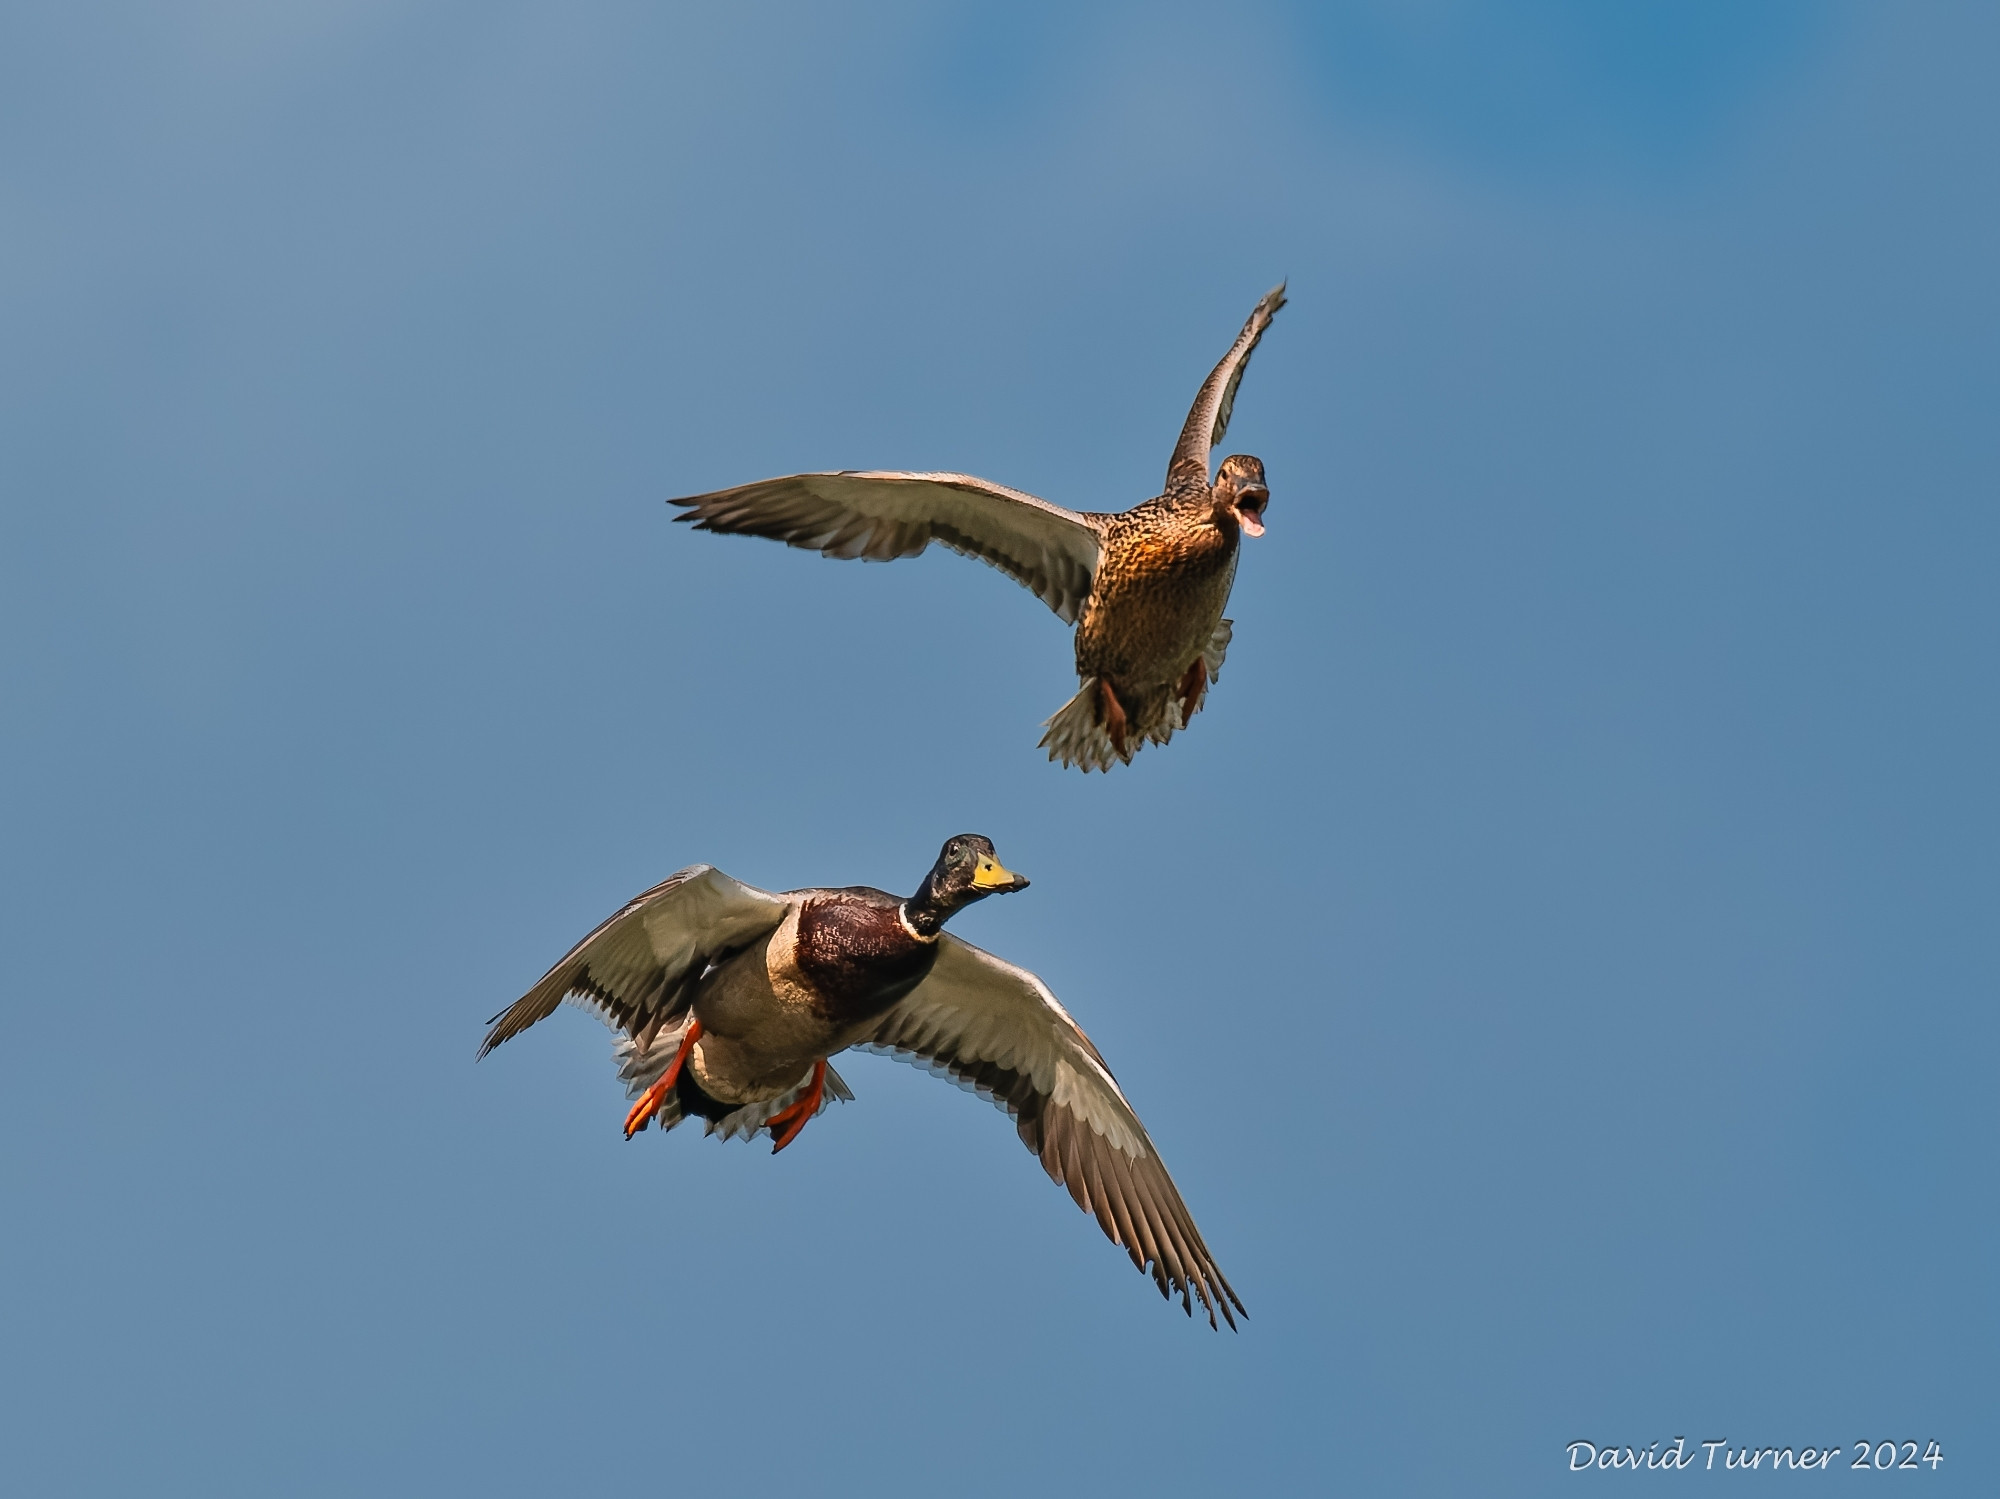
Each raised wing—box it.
[857,935,1243,1328]
[1166,283,1287,490]
[479,866,789,1057]
[669,471,1104,624]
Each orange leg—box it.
[623,1019,702,1138]
[1098,679,1131,760]
[764,1060,827,1154]
[1177,655,1208,724]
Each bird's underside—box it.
[1043,612,1234,773]
[1048,494,1244,769]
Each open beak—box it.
[971,856,1029,892]
[1234,485,1269,538]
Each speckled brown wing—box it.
[478,866,790,1058]
[1166,283,1287,490]
[857,935,1244,1328]
[669,470,1105,624]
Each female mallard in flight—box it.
[670,285,1286,771]
[480,835,1243,1326]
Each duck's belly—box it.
[1076,534,1236,686]
[686,930,840,1104]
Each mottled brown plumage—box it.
[1064,452,1267,763]
[667,283,1286,770]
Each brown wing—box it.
[1166,283,1287,490]
[479,866,790,1057]
[857,935,1244,1328]
[669,470,1104,624]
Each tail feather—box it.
[1040,678,1123,772]
[706,1067,853,1143]
[1203,617,1232,681]
[1039,677,1191,772]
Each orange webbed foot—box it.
[623,1019,702,1138]
[765,1059,827,1154]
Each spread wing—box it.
[479,866,790,1057]
[856,935,1243,1328]
[669,471,1104,624]
[1166,283,1287,490]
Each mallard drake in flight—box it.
[670,285,1286,771]
[480,835,1243,1326]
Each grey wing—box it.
[855,935,1243,1328]
[670,470,1104,624]
[1166,283,1287,489]
[479,866,790,1057]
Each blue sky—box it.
[2,2,1996,1494]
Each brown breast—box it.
[1075,493,1238,686]
[791,891,940,1028]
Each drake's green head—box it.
[904,834,1029,937]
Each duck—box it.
[480,835,1243,1326]
[669,284,1286,771]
